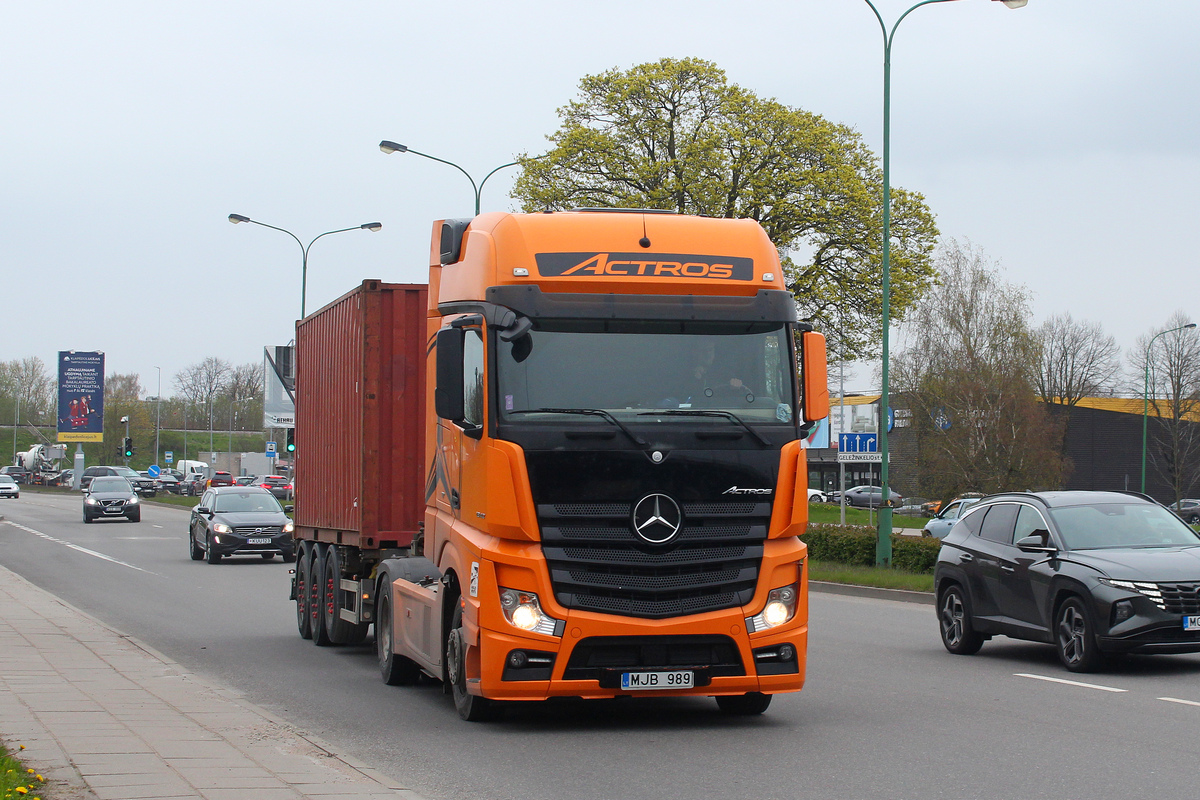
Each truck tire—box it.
[310,545,331,646]
[446,602,497,721]
[376,582,421,685]
[296,548,312,639]
[321,547,369,645]
[715,692,772,715]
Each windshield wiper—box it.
[638,409,770,446]
[510,408,647,446]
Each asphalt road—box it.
[3,490,1200,800]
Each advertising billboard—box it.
[57,351,105,442]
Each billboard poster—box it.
[57,351,105,442]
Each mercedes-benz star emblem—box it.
[631,494,683,544]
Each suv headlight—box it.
[746,583,799,633]
[211,522,231,534]
[283,521,294,534]
[127,495,139,504]
[498,588,562,636]
[85,496,98,505]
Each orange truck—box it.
[291,209,829,720]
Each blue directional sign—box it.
[147,465,161,478]
[839,433,878,452]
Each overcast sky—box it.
[3,1,1197,396]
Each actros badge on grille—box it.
[632,494,683,544]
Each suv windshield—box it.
[212,492,283,513]
[1048,503,1200,549]
[497,322,796,424]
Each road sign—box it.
[839,432,878,452]
[266,441,277,457]
[837,451,889,463]
[165,451,173,463]
[147,465,161,478]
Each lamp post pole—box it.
[1141,322,1197,495]
[154,366,162,468]
[379,141,527,216]
[227,216,382,319]
[12,392,18,462]
[862,0,1026,566]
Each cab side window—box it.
[463,328,484,428]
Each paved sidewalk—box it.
[0,561,429,800]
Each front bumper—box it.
[210,532,295,557]
[1094,584,1200,655]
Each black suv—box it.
[935,491,1200,672]
[80,466,157,496]
[189,486,295,564]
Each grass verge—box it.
[807,502,928,530]
[809,559,934,593]
[1,742,46,799]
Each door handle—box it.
[959,553,974,563]
[1000,565,1015,574]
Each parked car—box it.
[894,497,929,517]
[1167,499,1200,524]
[829,485,901,508]
[83,477,141,523]
[922,496,983,538]
[80,466,156,496]
[0,465,30,485]
[251,475,293,500]
[234,475,257,486]
[155,475,183,495]
[188,486,295,563]
[935,490,1200,672]
[181,473,208,496]
[0,475,19,499]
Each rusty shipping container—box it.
[294,280,428,549]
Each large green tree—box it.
[512,57,939,358]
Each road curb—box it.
[811,579,934,605]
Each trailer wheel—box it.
[446,602,497,721]
[296,548,312,639]
[322,547,369,645]
[310,545,331,646]
[377,582,420,685]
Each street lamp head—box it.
[228,213,250,224]
[379,140,408,155]
[998,0,1028,7]
[1186,323,1198,330]
[361,222,383,232]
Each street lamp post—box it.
[862,0,1027,566]
[154,366,162,468]
[1141,322,1197,495]
[227,215,382,319]
[379,141,525,216]
[12,392,18,462]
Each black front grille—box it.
[539,501,768,620]
[1159,583,1200,615]
[563,635,745,681]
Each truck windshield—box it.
[497,321,796,424]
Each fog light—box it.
[508,650,528,668]
[1113,599,1135,624]
[778,643,796,661]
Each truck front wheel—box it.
[446,603,497,722]
[715,692,772,715]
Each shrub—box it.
[801,523,941,574]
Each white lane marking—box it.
[1159,697,1200,708]
[1,520,160,575]
[153,524,163,529]
[1014,673,1128,693]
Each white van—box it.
[176,460,209,477]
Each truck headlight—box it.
[746,584,799,633]
[499,588,561,636]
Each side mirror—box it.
[1016,529,1056,553]
[435,327,465,422]
[284,504,294,514]
[800,330,830,424]
[195,506,210,515]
